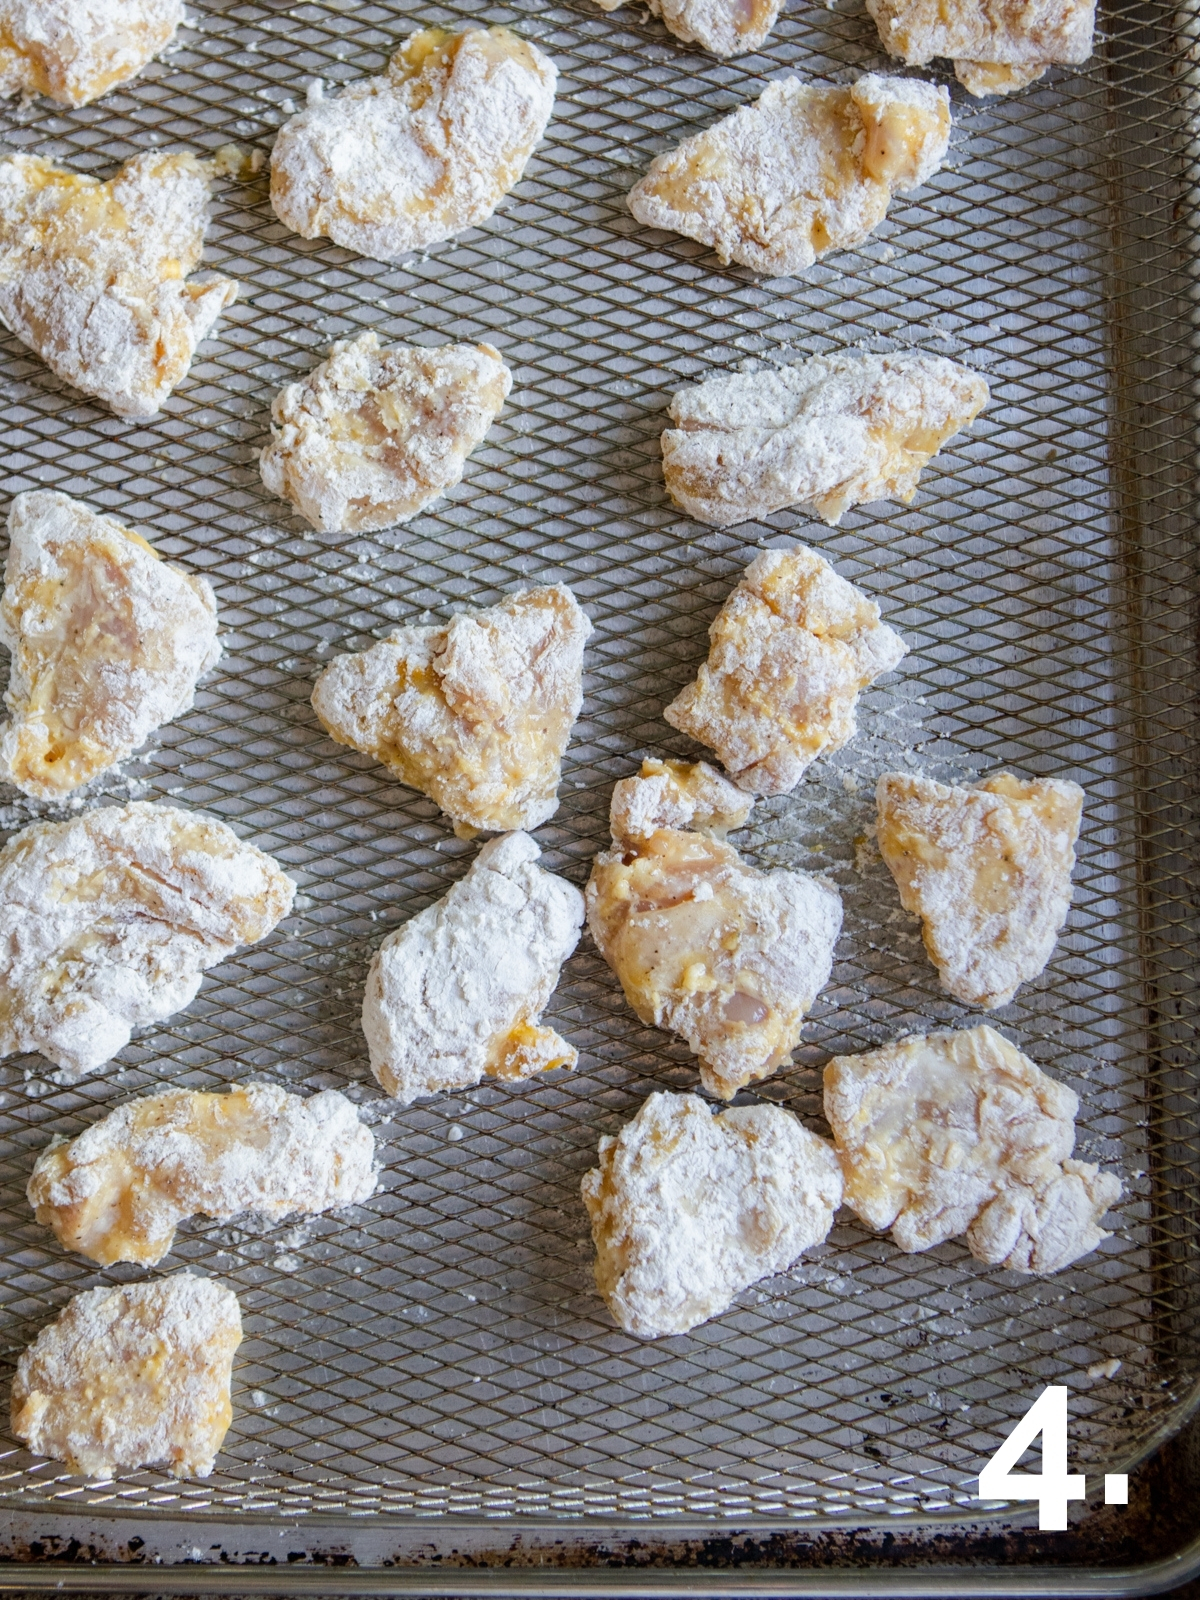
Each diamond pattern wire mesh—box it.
[0,0,1194,1535]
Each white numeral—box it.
[977,1385,1086,1530]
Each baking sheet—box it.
[0,0,1194,1534]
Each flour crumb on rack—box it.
[876,769,1083,1008]
[591,0,782,57]
[259,332,511,533]
[362,831,583,1104]
[0,802,294,1079]
[866,0,1094,95]
[270,24,556,262]
[582,1091,843,1337]
[0,491,220,800]
[587,759,842,1100]
[312,585,591,834]
[825,1024,1121,1274]
[0,0,183,105]
[664,546,906,796]
[12,1273,241,1478]
[628,73,950,276]
[29,1082,376,1266]
[662,351,988,528]
[0,152,237,419]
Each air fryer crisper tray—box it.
[0,0,1198,1587]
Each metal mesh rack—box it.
[0,0,1196,1550]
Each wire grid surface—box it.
[0,0,1193,1531]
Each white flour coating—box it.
[270,25,557,262]
[662,351,989,527]
[0,151,237,420]
[609,757,753,843]
[628,73,950,276]
[11,1273,242,1477]
[581,1091,843,1337]
[591,0,782,56]
[825,1024,1122,1274]
[0,802,295,1078]
[259,332,511,534]
[665,546,908,796]
[866,0,1094,96]
[0,491,221,800]
[363,832,584,1104]
[876,770,1083,1008]
[312,585,591,833]
[588,765,843,1099]
[0,0,182,105]
[29,1081,376,1266]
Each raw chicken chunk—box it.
[866,0,1094,96]
[876,770,1083,1008]
[824,1024,1121,1273]
[582,1090,842,1337]
[953,59,1051,93]
[363,831,583,1103]
[312,585,591,834]
[592,0,782,57]
[662,351,989,528]
[587,761,842,1098]
[0,491,220,800]
[665,546,907,796]
[0,0,182,105]
[270,25,557,262]
[29,1082,376,1266]
[0,802,295,1078]
[11,1274,241,1477]
[628,73,950,276]
[0,151,237,420]
[259,332,512,534]
[609,757,753,843]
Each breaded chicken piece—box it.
[11,1274,241,1477]
[587,762,842,1099]
[0,0,182,105]
[628,73,950,277]
[876,770,1083,1008]
[311,585,591,835]
[582,1091,843,1337]
[0,152,237,419]
[29,1082,376,1266]
[270,25,556,262]
[866,0,1094,96]
[662,351,989,528]
[592,0,781,57]
[609,757,753,844]
[952,59,1052,93]
[363,831,584,1104]
[665,546,907,796]
[0,802,295,1078]
[0,491,220,800]
[259,332,512,534]
[824,1024,1121,1273]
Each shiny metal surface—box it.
[0,0,1195,1563]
